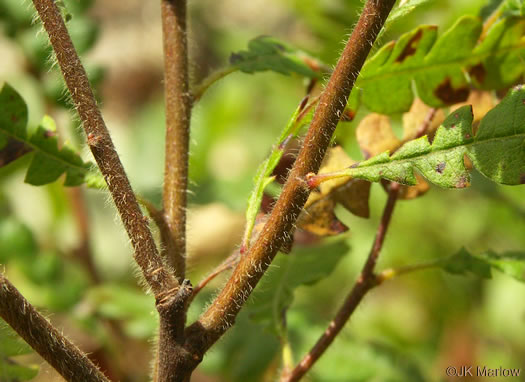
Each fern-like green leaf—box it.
[0,83,103,187]
[353,15,525,114]
[312,85,525,188]
[230,36,323,78]
[440,247,525,282]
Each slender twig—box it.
[192,66,238,102]
[191,250,241,299]
[31,0,177,299]
[161,0,191,281]
[282,183,400,382]
[412,107,437,140]
[67,187,99,283]
[0,274,110,382]
[183,0,397,365]
[376,259,441,284]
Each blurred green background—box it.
[1,0,524,381]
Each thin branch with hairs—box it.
[161,0,192,281]
[192,66,238,102]
[0,273,110,382]
[181,0,398,372]
[31,0,177,299]
[413,107,438,139]
[191,250,241,299]
[67,188,99,284]
[154,1,194,381]
[282,182,400,382]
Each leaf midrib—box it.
[352,131,525,174]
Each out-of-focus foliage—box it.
[440,247,525,281]
[1,0,525,381]
[0,323,39,381]
[230,36,324,78]
[0,84,103,187]
[247,240,350,335]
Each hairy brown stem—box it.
[283,183,400,382]
[0,274,110,382]
[154,1,193,381]
[161,0,191,281]
[183,0,397,366]
[31,0,177,299]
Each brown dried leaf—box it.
[298,147,370,236]
[297,197,349,236]
[402,98,445,142]
[356,114,401,159]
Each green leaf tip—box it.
[313,85,525,189]
[230,36,323,78]
[0,83,102,187]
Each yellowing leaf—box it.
[356,114,401,158]
[402,98,445,141]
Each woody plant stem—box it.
[180,0,398,375]
[282,183,400,381]
[161,0,191,281]
[31,0,178,299]
[27,1,189,381]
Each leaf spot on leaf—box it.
[436,162,446,174]
[395,29,423,63]
[434,78,469,104]
[468,63,486,84]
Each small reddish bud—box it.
[240,244,247,255]
[305,173,320,189]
